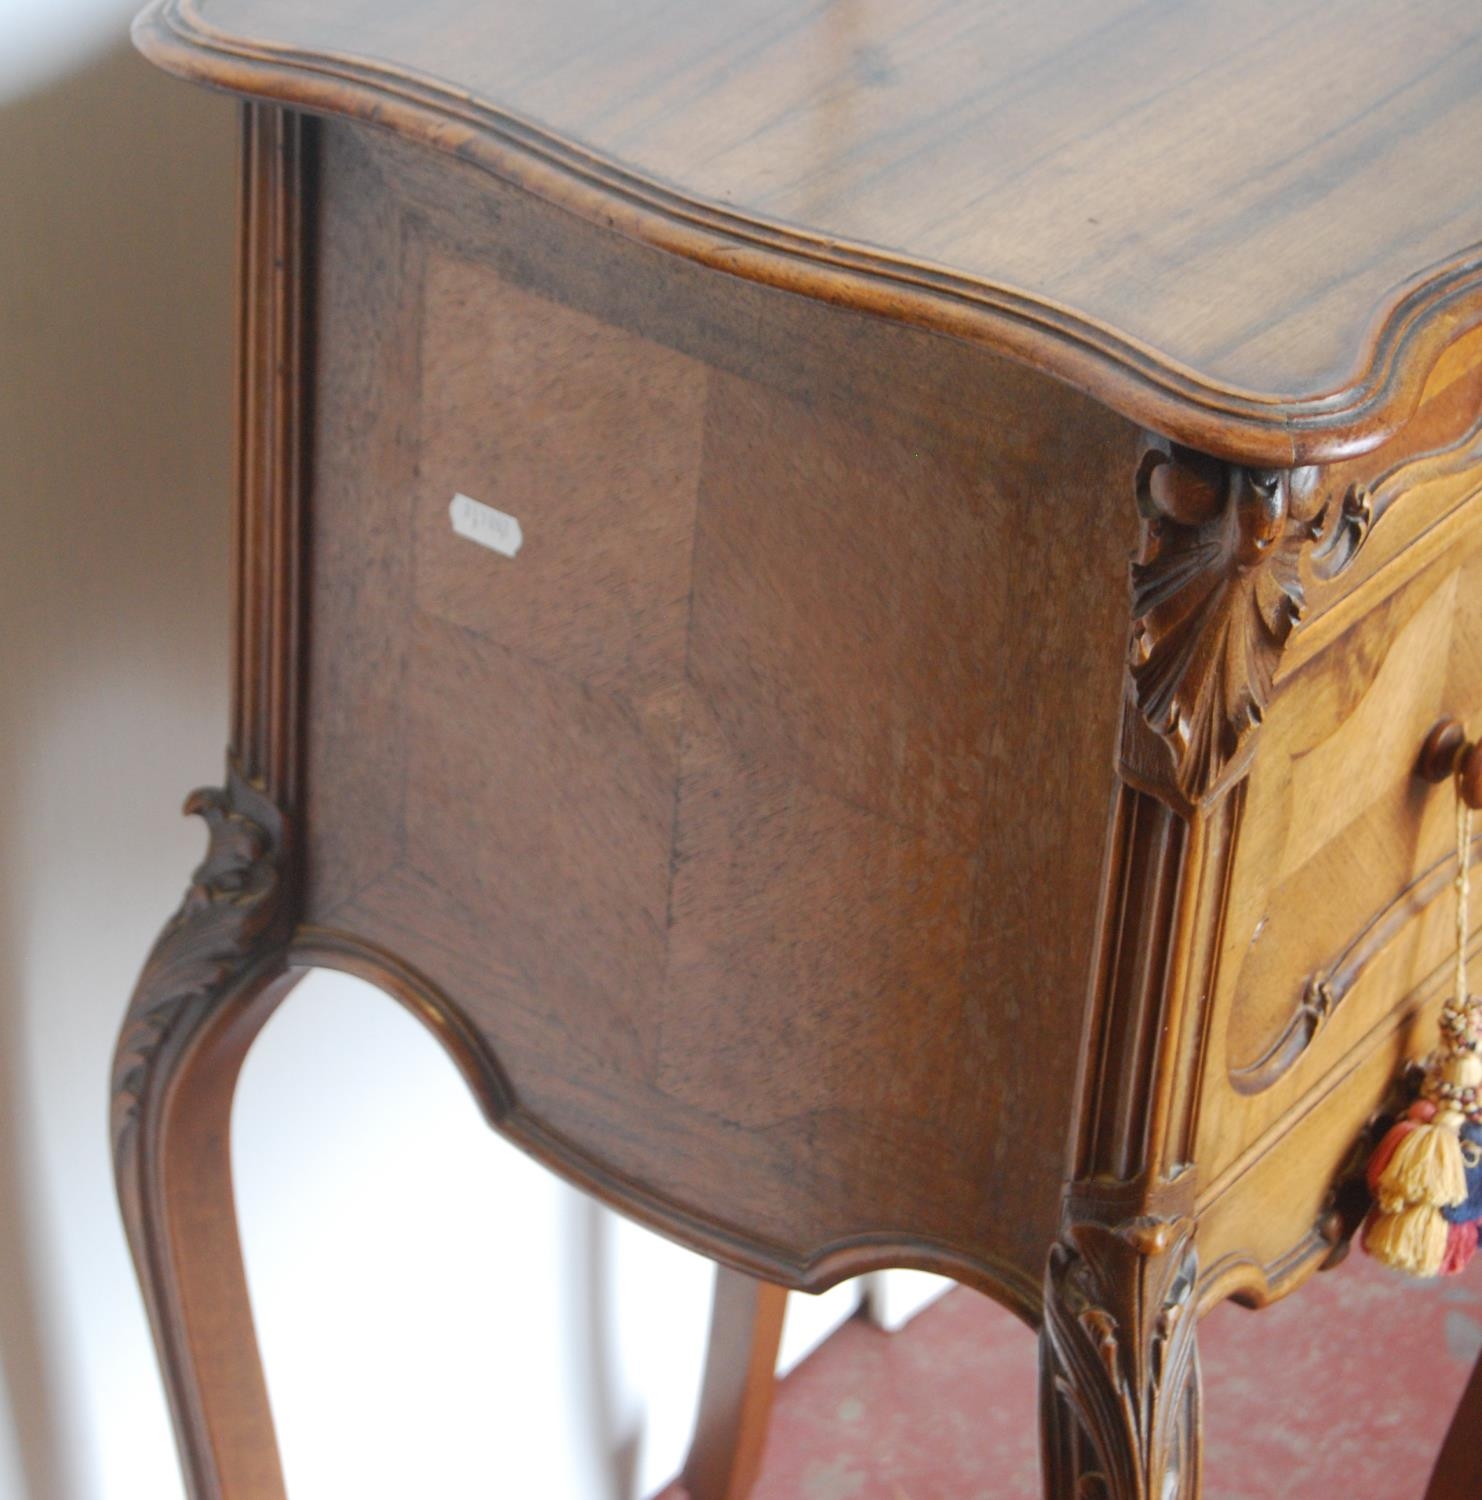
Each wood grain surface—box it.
[110,71,1482,1494]
[294,120,1138,1313]
[135,0,1482,464]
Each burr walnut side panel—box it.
[297,122,1137,1309]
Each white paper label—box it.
[449,492,523,559]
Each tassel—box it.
[1364,788,1482,1276]
[1364,1203,1451,1277]
[1374,1118,1468,1210]
[1367,1119,1420,1200]
[1442,1219,1480,1276]
[1366,1101,1442,1197]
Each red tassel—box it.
[1443,1220,1480,1276]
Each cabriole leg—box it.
[1427,1349,1482,1499]
[1039,1218,1202,1500]
[682,1269,788,1500]
[111,778,296,1500]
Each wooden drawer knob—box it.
[1420,718,1482,810]
[1463,746,1482,812]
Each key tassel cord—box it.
[1364,786,1482,1276]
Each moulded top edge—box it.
[135,0,1482,468]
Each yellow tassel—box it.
[1375,1120,1468,1208]
[1366,1204,1450,1277]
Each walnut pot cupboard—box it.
[116,2,1482,1495]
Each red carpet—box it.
[662,1252,1482,1498]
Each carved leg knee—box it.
[1039,1218,1202,1500]
[111,776,297,1500]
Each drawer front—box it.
[1194,480,1482,1265]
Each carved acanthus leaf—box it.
[1042,1216,1200,1500]
[1127,439,1337,807]
[110,785,283,1165]
[1310,484,1373,580]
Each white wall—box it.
[1,20,238,1500]
[0,14,950,1499]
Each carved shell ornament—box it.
[1129,440,1330,806]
